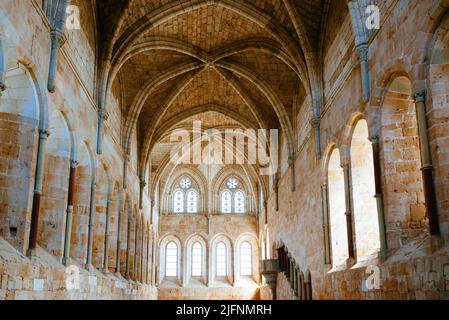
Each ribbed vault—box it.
[94,0,332,194]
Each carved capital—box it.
[369,135,379,144]
[99,110,109,121]
[70,160,79,168]
[39,129,50,140]
[413,89,427,103]
[50,29,67,46]
[140,180,147,188]
[309,116,321,129]
[356,44,369,62]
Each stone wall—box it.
[1,0,448,301]
[158,286,259,300]
[0,238,157,300]
[267,0,449,300]
[0,0,154,291]
[276,272,297,301]
[157,214,260,299]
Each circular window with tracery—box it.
[180,178,192,189]
[227,178,238,189]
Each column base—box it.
[26,248,39,258]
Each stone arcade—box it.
[0,0,449,300]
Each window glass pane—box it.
[192,242,202,276]
[166,242,178,277]
[173,190,184,213]
[187,190,198,213]
[216,242,227,276]
[221,190,232,213]
[240,241,252,276]
[234,190,245,213]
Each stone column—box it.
[125,213,132,279]
[115,190,124,276]
[146,227,151,284]
[357,44,370,102]
[96,110,109,154]
[151,238,157,285]
[310,116,322,158]
[139,179,146,210]
[150,199,155,225]
[123,154,130,189]
[288,155,296,192]
[341,164,355,259]
[47,29,66,93]
[43,0,68,92]
[320,184,332,265]
[28,129,50,253]
[86,176,97,269]
[369,135,387,254]
[134,218,139,281]
[140,222,145,282]
[413,89,440,235]
[63,160,78,265]
[293,264,298,295]
[103,196,112,272]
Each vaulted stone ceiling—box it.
[95,0,332,180]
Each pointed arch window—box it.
[240,241,252,276]
[165,241,178,277]
[234,190,245,213]
[191,242,203,276]
[221,190,232,213]
[187,190,198,213]
[216,242,227,276]
[173,190,184,213]
[171,176,199,213]
[220,178,246,213]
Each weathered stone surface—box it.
[0,0,448,301]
